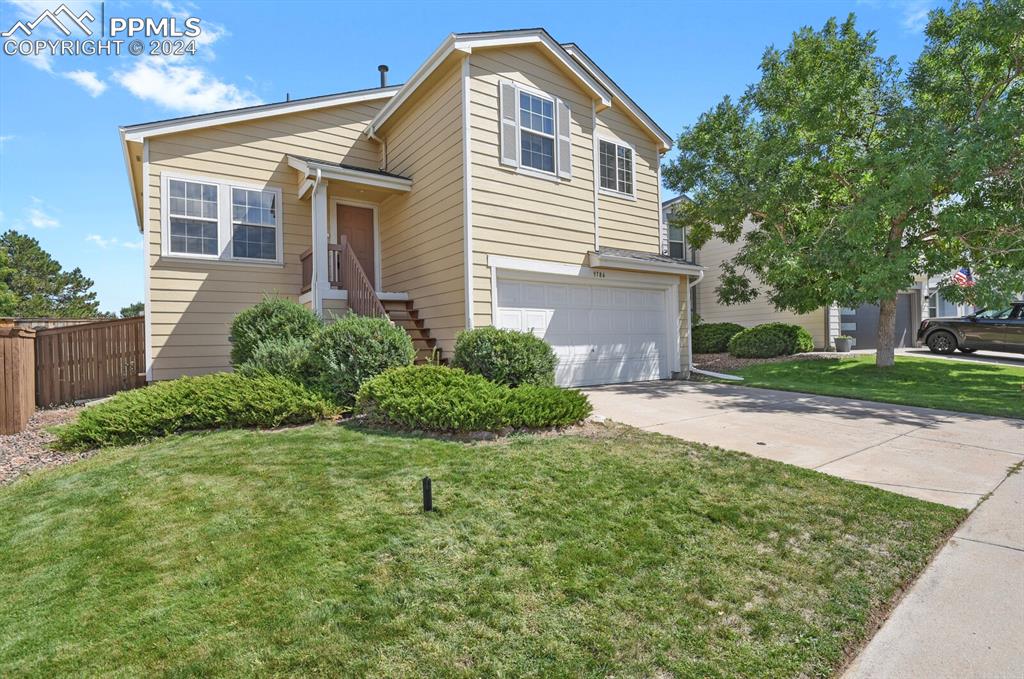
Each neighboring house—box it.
[663,197,929,350]
[120,29,702,387]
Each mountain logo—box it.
[2,3,96,38]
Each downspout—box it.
[686,269,705,374]
[311,168,323,314]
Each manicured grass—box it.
[0,423,962,677]
[730,355,1024,419]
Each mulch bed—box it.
[693,351,845,374]
[1,406,88,487]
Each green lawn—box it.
[0,423,962,678]
[731,355,1024,419]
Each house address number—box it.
[592,271,606,278]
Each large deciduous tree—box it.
[0,230,101,318]
[664,0,1023,367]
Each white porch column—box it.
[311,179,329,315]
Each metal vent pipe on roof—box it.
[378,64,388,88]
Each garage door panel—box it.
[495,274,672,387]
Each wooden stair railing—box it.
[337,236,387,318]
[299,248,313,294]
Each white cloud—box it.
[86,234,143,249]
[114,60,261,113]
[902,0,932,33]
[0,135,13,144]
[86,234,114,248]
[110,3,262,114]
[28,207,59,229]
[63,69,107,96]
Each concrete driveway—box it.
[584,381,1023,509]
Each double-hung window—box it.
[498,80,572,179]
[668,224,688,260]
[519,91,555,174]
[168,179,219,256]
[162,174,282,264]
[231,188,278,260]
[599,139,634,197]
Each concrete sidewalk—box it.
[843,469,1024,679]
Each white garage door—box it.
[495,274,672,387]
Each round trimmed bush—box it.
[357,365,509,432]
[236,336,315,385]
[691,322,745,354]
[727,322,814,358]
[54,373,330,451]
[309,313,415,406]
[356,365,592,433]
[451,327,557,387]
[230,297,321,366]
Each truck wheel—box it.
[927,331,957,354]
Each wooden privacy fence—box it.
[35,317,145,408]
[0,327,36,435]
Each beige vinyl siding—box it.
[468,46,599,325]
[695,233,827,348]
[378,59,466,350]
[145,101,386,380]
[595,105,662,253]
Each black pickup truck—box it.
[917,302,1024,355]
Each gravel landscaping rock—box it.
[1,406,88,486]
[693,351,844,374]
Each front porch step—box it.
[382,297,447,365]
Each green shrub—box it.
[236,336,315,385]
[230,297,321,366]
[727,322,815,358]
[692,322,746,353]
[357,365,508,432]
[451,327,557,387]
[504,385,592,429]
[355,365,591,433]
[54,373,330,451]
[309,313,415,405]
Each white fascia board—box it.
[121,87,401,143]
[367,31,613,137]
[120,129,143,231]
[562,44,673,152]
[288,156,412,192]
[588,251,704,277]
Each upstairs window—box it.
[168,179,219,256]
[599,139,634,197]
[499,81,572,179]
[668,224,688,260]
[519,91,555,173]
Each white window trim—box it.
[597,136,637,200]
[501,80,568,183]
[159,171,284,266]
[517,87,557,177]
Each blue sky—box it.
[0,0,942,314]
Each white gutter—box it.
[686,269,705,374]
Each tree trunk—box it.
[876,296,898,368]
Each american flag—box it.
[952,267,975,287]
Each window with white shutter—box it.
[497,81,572,179]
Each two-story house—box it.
[119,29,702,387]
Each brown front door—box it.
[337,204,375,287]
